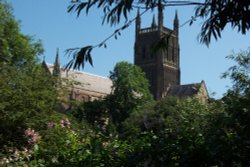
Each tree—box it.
[0,65,60,150]
[0,0,43,67]
[222,49,250,96]
[0,1,59,152]
[65,0,250,69]
[107,62,153,129]
[190,49,250,166]
[71,99,113,133]
[122,96,217,166]
[218,49,250,165]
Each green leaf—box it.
[65,45,93,70]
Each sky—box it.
[9,0,250,98]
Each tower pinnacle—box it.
[135,9,141,37]
[158,0,164,31]
[53,48,61,77]
[174,10,179,35]
[151,14,156,28]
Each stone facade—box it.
[165,80,209,104]
[134,10,180,99]
[44,63,112,103]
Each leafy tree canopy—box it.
[0,1,60,152]
[0,0,43,67]
[0,64,60,151]
[222,49,250,96]
[107,61,153,128]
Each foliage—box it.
[0,0,43,66]
[107,61,153,129]
[0,118,134,167]
[222,49,250,95]
[72,100,107,124]
[32,118,82,166]
[0,65,59,151]
[0,0,58,155]
[65,46,93,70]
[123,97,215,166]
[195,0,250,45]
[68,0,204,26]
[71,99,115,134]
[217,49,250,166]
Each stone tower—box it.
[134,8,180,100]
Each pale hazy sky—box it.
[9,0,250,98]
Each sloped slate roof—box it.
[166,83,201,98]
[46,64,112,95]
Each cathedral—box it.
[44,10,208,104]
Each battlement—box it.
[139,27,158,34]
[138,26,173,35]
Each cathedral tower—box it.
[134,8,180,99]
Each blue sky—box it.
[9,0,250,98]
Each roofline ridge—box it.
[180,82,201,86]
[45,62,110,80]
[72,70,110,80]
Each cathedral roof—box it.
[46,64,112,95]
[166,81,206,98]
